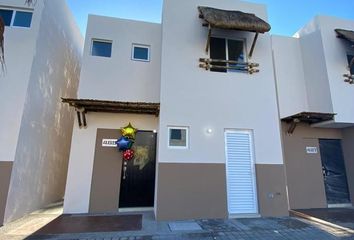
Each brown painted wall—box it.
[89,129,122,213]
[156,163,228,220]
[341,127,354,205]
[281,122,342,209]
[0,162,12,226]
[255,164,289,216]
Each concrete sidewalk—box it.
[0,203,353,240]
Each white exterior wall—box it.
[3,0,82,223]
[0,0,42,163]
[63,113,158,214]
[63,16,161,214]
[275,16,354,126]
[78,15,161,103]
[158,0,283,165]
[298,21,334,114]
[317,16,354,124]
[272,35,308,118]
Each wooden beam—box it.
[199,63,249,72]
[205,24,211,54]
[199,58,259,67]
[287,119,300,135]
[248,32,259,58]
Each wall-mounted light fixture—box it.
[206,128,213,134]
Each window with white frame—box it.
[168,127,188,149]
[91,39,112,58]
[209,37,246,73]
[132,44,150,61]
[0,8,33,28]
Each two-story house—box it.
[273,16,354,211]
[0,0,82,226]
[63,0,289,220]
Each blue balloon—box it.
[116,136,133,151]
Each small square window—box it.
[0,9,13,26]
[347,55,354,75]
[13,11,32,28]
[168,127,188,149]
[132,44,150,61]
[91,40,112,58]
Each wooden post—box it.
[82,111,87,128]
[205,24,211,54]
[249,32,259,59]
[76,111,82,128]
[349,56,354,70]
[287,118,300,135]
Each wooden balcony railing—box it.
[199,58,260,74]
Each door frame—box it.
[224,129,259,217]
[319,138,352,207]
[118,130,158,211]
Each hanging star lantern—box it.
[121,122,138,139]
[116,136,133,152]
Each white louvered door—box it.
[225,130,258,215]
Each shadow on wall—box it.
[4,0,82,224]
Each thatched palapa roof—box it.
[335,29,354,44]
[282,112,335,124]
[198,6,271,33]
[62,98,160,116]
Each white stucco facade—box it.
[273,15,354,127]
[63,16,161,214]
[0,0,42,163]
[63,0,286,217]
[0,0,83,224]
[78,15,161,102]
[158,0,283,165]
[62,0,354,220]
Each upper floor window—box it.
[13,11,32,27]
[0,9,13,26]
[132,44,150,62]
[91,40,112,58]
[0,9,33,28]
[347,54,354,75]
[209,37,245,73]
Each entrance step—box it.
[168,221,203,231]
[290,209,354,236]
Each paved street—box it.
[0,204,353,240]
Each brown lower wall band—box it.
[0,161,13,226]
[341,127,354,206]
[255,164,289,217]
[89,129,122,213]
[281,122,340,209]
[156,163,228,221]
[156,162,289,220]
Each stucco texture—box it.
[4,0,83,223]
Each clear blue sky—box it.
[67,0,354,37]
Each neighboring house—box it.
[63,0,288,220]
[273,16,354,210]
[62,0,354,221]
[0,0,82,226]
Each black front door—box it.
[119,131,157,208]
[319,139,351,205]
